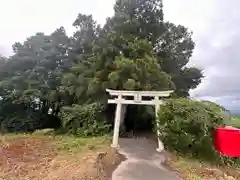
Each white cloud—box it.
[0,0,115,55]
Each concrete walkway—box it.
[112,138,180,180]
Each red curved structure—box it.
[214,127,240,157]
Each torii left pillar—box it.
[111,95,122,148]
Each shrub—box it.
[202,100,231,121]
[201,100,227,113]
[157,98,240,166]
[59,103,110,136]
[0,100,61,133]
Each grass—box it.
[0,131,123,180]
[225,116,240,128]
[55,135,112,152]
[0,132,112,152]
[164,152,240,180]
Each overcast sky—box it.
[0,0,239,111]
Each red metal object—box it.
[214,126,240,157]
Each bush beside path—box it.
[157,98,240,180]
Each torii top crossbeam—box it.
[106,89,174,105]
[106,89,173,97]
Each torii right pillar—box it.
[155,98,164,152]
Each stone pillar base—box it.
[111,144,120,149]
[156,147,164,153]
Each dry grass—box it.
[163,152,240,180]
[0,133,124,180]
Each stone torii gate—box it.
[106,89,174,152]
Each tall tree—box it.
[0,28,71,131]
[103,0,203,97]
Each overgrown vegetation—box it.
[0,0,203,134]
[59,103,110,136]
[158,99,240,167]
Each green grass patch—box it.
[225,116,240,128]
[55,135,112,153]
[0,133,34,142]
[0,132,112,153]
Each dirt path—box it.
[112,138,180,180]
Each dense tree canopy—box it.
[0,0,203,133]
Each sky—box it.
[0,0,239,111]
